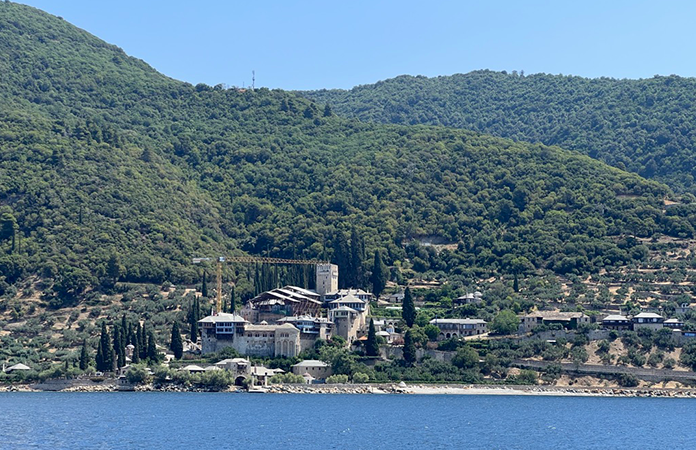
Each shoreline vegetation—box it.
[3,382,696,398]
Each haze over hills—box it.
[0,2,694,302]
[301,71,696,194]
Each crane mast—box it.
[192,256,328,314]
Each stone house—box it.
[631,312,664,331]
[429,318,487,340]
[521,311,590,333]
[292,360,332,380]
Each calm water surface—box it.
[0,392,694,449]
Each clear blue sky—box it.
[18,0,696,90]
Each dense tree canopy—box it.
[302,70,696,194]
[0,4,694,301]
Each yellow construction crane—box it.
[192,256,328,314]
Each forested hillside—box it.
[302,71,696,194]
[0,2,694,303]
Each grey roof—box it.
[665,318,684,324]
[525,311,587,320]
[5,363,31,372]
[215,358,249,365]
[633,312,663,319]
[198,312,248,324]
[249,286,322,306]
[251,366,276,376]
[602,314,629,321]
[283,285,320,298]
[430,318,487,325]
[329,294,366,304]
[277,315,333,325]
[331,305,358,313]
[292,360,329,368]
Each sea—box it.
[0,392,694,449]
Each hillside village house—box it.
[521,311,590,333]
[601,314,631,331]
[664,318,685,329]
[429,318,488,339]
[631,312,665,331]
[453,292,483,307]
[292,360,333,380]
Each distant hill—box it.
[301,71,696,194]
[0,2,693,301]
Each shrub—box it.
[326,374,350,384]
[195,370,233,390]
[352,372,370,383]
[269,373,305,384]
[126,364,152,384]
[510,369,537,385]
[617,373,639,387]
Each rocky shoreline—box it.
[3,382,696,397]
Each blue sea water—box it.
[0,392,694,449]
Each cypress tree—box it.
[365,318,379,357]
[113,325,124,368]
[403,329,417,364]
[97,322,113,372]
[333,231,350,289]
[121,314,128,341]
[349,228,365,288]
[513,273,519,293]
[138,323,147,360]
[230,286,236,313]
[371,249,388,299]
[95,341,104,372]
[79,340,89,370]
[202,270,209,298]
[147,332,158,362]
[189,299,199,342]
[170,322,183,359]
[402,287,417,328]
[131,337,140,364]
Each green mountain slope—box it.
[301,71,696,194]
[0,3,694,301]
